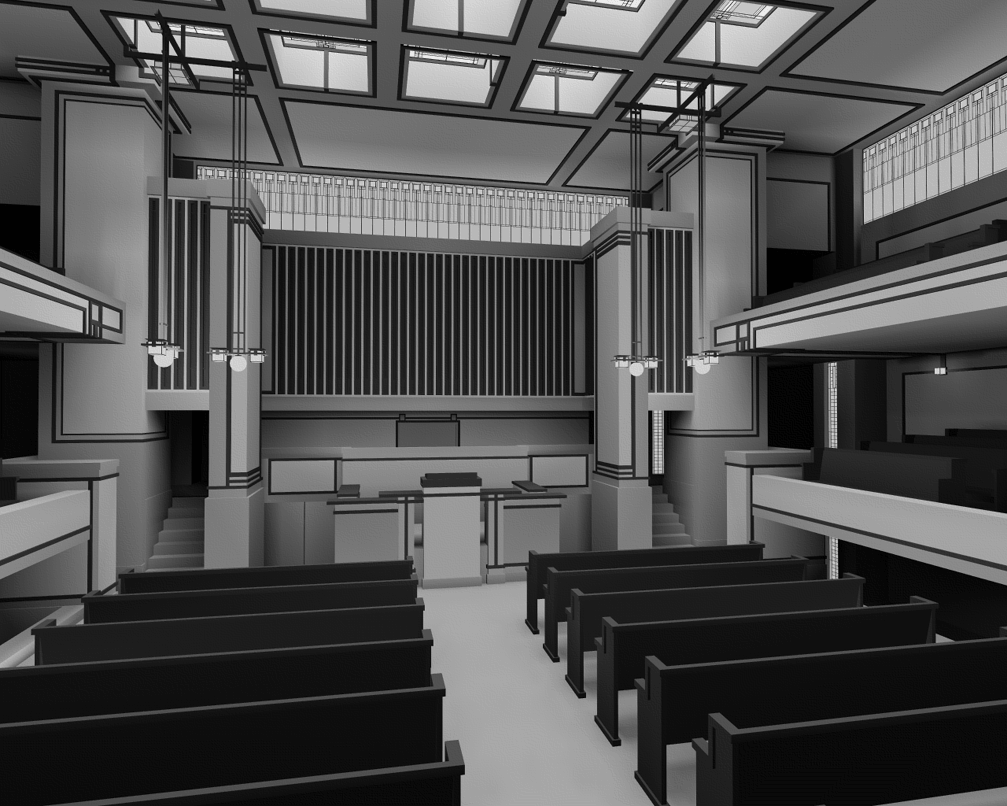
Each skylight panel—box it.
[409,0,525,41]
[626,76,738,124]
[547,0,680,56]
[266,32,372,94]
[673,1,819,69]
[402,47,504,107]
[254,0,370,22]
[111,16,237,83]
[517,62,627,117]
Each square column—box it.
[204,186,266,568]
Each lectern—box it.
[420,472,482,588]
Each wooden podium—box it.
[420,472,483,588]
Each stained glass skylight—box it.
[547,0,680,56]
[623,77,739,126]
[673,1,819,69]
[402,47,505,107]
[409,0,525,41]
[517,62,628,117]
[265,31,372,94]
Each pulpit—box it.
[420,472,483,588]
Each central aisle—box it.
[418,580,696,806]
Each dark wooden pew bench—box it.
[693,699,1007,806]
[564,574,864,697]
[1,678,451,806]
[636,628,1007,806]
[595,596,937,745]
[118,559,415,594]
[34,601,424,664]
[0,633,433,722]
[542,556,808,662]
[83,576,419,624]
[816,446,963,502]
[524,543,765,634]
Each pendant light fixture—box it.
[142,16,183,368]
[611,102,660,374]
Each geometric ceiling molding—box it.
[172,91,282,164]
[785,0,1007,94]
[671,0,824,72]
[722,88,920,154]
[282,100,588,184]
[543,0,683,58]
[0,2,109,79]
[565,129,674,191]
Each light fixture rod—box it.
[697,88,706,354]
[160,16,170,348]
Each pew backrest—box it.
[83,576,420,623]
[118,559,415,594]
[3,632,434,723]
[34,601,425,664]
[866,441,1007,494]
[1,678,447,806]
[818,447,960,501]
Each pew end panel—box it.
[594,617,622,745]
[695,714,736,806]
[635,665,670,806]
[525,550,541,634]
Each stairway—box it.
[147,496,205,571]
[652,487,692,547]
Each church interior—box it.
[3,0,1007,803]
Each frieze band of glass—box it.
[197,166,626,246]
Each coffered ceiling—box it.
[3,0,1007,193]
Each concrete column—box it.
[36,82,171,575]
[663,139,769,545]
[204,184,265,568]
[589,208,652,551]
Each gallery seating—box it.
[636,628,1007,805]
[541,556,809,661]
[117,558,415,594]
[594,596,937,745]
[810,446,964,502]
[34,600,425,664]
[81,576,419,623]
[564,574,865,697]
[524,543,765,633]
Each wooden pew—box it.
[564,574,865,697]
[816,447,962,502]
[118,559,414,594]
[524,543,765,634]
[66,742,464,804]
[35,601,424,664]
[542,556,807,662]
[595,596,937,745]
[82,576,419,624]
[636,628,1007,806]
[2,678,452,806]
[693,699,1007,806]
[1,633,433,722]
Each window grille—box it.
[651,410,665,474]
[826,361,839,579]
[198,167,625,246]
[863,73,1007,223]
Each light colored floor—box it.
[419,580,694,806]
[420,581,1007,806]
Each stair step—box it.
[163,517,204,530]
[172,497,206,507]
[654,522,687,535]
[153,541,204,556]
[653,512,681,524]
[159,528,205,543]
[653,533,692,547]
[652,501,676,512]
[147,554,204,570]
[167,506,205,519]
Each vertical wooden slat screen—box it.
[147,198,211,392]
[270,246,579,396]
[648,228,693,395]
